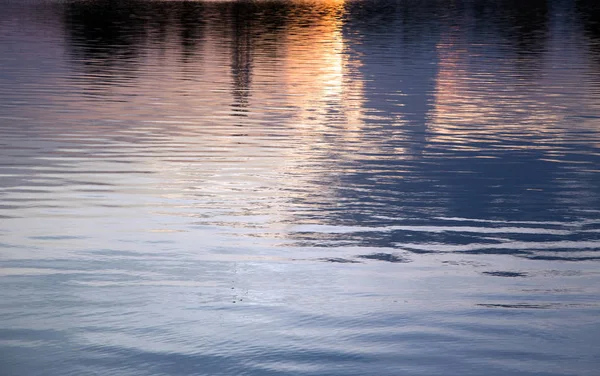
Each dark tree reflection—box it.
[576,0,600,66]
[57,0,599,254]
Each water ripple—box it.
[1,0,600,375]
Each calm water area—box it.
[1,0,600,374]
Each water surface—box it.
[1,0,600,375]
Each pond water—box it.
[1,0,600,375]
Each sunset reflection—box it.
[276,0,365,138]
[3,1,600,374]
[58,0,366,229]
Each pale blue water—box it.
[1,0,600,375]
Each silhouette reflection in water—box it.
[1,1,600,376]
[47,0,600,257]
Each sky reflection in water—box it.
[1,0,600,375]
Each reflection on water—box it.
[1,0,600,375]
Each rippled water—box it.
[1,0,600,374]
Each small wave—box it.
[482,271,528,277]
[356,253,411,263]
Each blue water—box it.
[1,0,600,375]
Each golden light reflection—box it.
[234,0,367,218]
[98,0,366,227]
[276,0,364,133]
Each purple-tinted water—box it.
[1,0,599,375]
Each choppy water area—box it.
[1,0,600,374]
